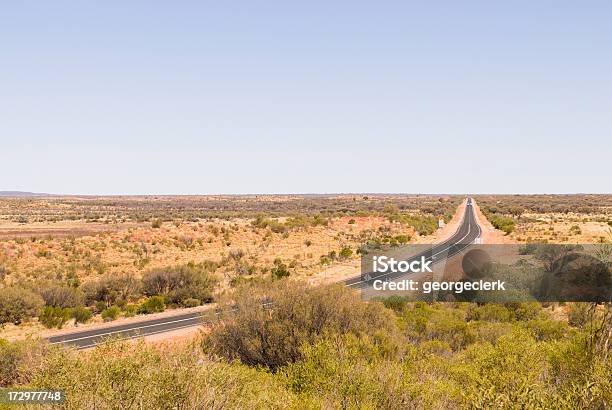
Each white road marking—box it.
[76,322,204,349]
[49,315,202,344]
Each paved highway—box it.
[47,310,209,349]
[344,197,481,288]
[46,198,482,349]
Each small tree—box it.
[0,287,44,327]
[509,206,525,220]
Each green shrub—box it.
[94,301,107,314]
[0,339,49,387]
[466,304,512,322]
[522,319,569,341]
[71,306,93,324]
[380,295,409,314]
[39,306,71,329]
[482,207,516,234]
[182,298,200,308]
[423,313,476,351]
[471,321,513,344]
[270,260,290,280]
[339,246,353,259]
[0,287,44,326]
[82,273,140,307]
[138,296,165,314]
[123,304,138,317]
[142,264,217,305]
[101,306,121,322]
[205,281,396,370]
[504,302,542,321]
[395,234,411,244]
[283,335,415,408]
[567,303,591,328]
[457,329,552,407]
[30,341,300,409]
[388,213,438,236]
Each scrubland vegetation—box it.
[0,264,217,329]
[477,195,612,242]
[481,206,516,234]
[475,195,612,216]
[0,195,460,225]
[0,195,460,331]
[1,195,611,408]
[1,281,610,409]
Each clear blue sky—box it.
[2,1,610,194]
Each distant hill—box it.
[0,191,50,197]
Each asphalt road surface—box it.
[46,198,482,349]
[46,310,208,349]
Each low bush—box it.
[142,264,217,305]
[123,304,138,317]
[182,298,200,308]
[101,306,121,322]
[0,287,44,326]
[567,302,591,328]
[39,306,71,329]
[38,284,84,309]
[82,273,140,308]
[339,246,353,259]
[270,259,290,280]
[29,341,300,408]
[71,306,93,324]
[138,296,165,314]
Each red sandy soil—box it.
[472,200,517,244]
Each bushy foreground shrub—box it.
[28,341,301,409]
[1,283,610,409]
[205,281,396,369]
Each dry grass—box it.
[474,195,612,243]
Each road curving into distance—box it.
[344,197,482,288]
[46,198,482,349]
